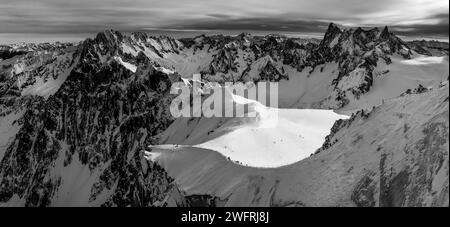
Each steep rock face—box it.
[314,25,413,108]
[0,32,177,206]
[257,59,288,82]
[0,46,28,61]
[204,47,240,77]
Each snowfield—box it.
[151,107,348,168]
[196,108,347,167]
[400,56,446,65]
[151,85,348,167]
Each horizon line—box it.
[0,28,449,45]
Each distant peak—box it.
[325,23,342,34]
[95,29,123,43]
[237,32,251,38]
[131,31,148,40]
[321,22,342,46]
[355,27,364,33]
[328,22,338,29]
[380,26,391,39]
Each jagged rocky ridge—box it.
[407,40,449,56]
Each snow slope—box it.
[340,54,449,111]
[49,152,114,207]
[272,53,449,111]
[148,84,449,207]
[0,110,23,161]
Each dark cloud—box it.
[392,24,449,37]
[0,0,448,40]
[206,14,236,20]
[390,13,449,38]
[159,12,449,38]
[165,18,331,34]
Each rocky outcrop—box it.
[407,40,449,56]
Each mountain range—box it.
[0,23,448,207]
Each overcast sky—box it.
[0,0,448,39]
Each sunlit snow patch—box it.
[400,56,445,65]
[21,75,68,98]
[155,66,175,75]
[193,108,348,168]
[113,56,137,73]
